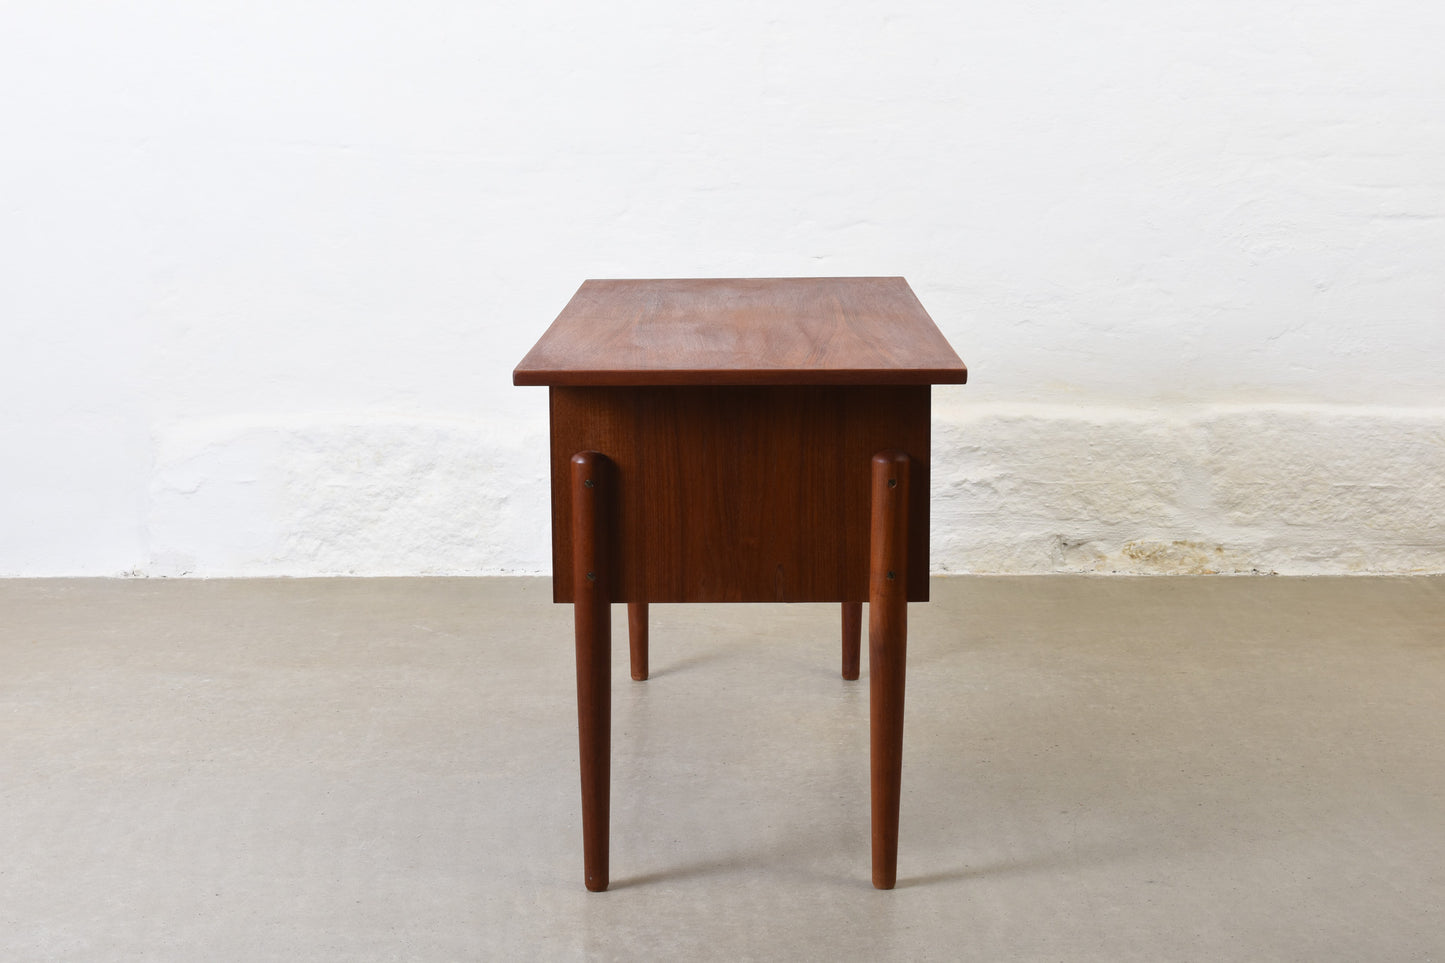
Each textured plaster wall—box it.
[933,401,1445,574]
[2,3,1443,576]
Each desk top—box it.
[513,277,968,386]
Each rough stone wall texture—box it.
[2,4,1443,576]
[932,403,1445,575]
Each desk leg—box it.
[841,602,862,680]
[869,450,910,890]
[571,451,611,892]
[628,603,649,681]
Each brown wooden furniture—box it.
[514,277,967,891]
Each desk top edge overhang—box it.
[513,277,968,388]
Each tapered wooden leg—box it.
[628,602,649,681]
[571,451,610,892]
[869,450,910,890]
[841,602,862,680]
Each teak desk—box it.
[514,277,967,891]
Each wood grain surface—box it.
[841,601,862,681]
[549,385,931,604]
[514,278,968,386]
[867,450,910,890]
[569,451,611,892]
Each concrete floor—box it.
[1,577,1443,962]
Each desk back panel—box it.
[549,386,931,604]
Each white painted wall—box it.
[2,2,1442,576]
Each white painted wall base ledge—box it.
[60,403,1436,579]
